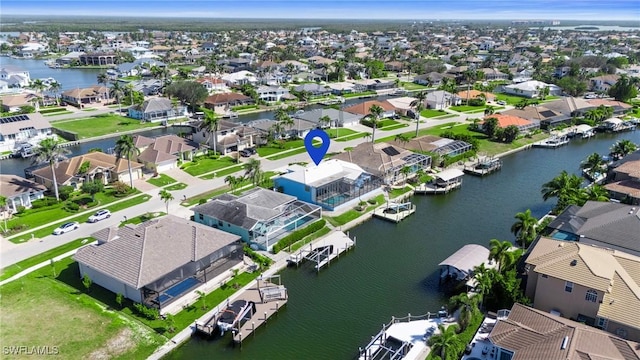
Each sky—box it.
[2,0,640,21]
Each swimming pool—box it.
[322,194,349,206]
[552,230,578,241]
[158,277,201,304]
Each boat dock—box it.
[358,311,451,360]
[288,230,355,271]
[533,135,570,148]
[372,201,416,223]
[463,157,502,176]
[195,275,288,344]
[414,182,461,194]
[414,169,464,195]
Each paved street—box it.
[0,113,472,267]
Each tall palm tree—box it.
[489,239,513,272]
[319,115,332,130]
[580,152,607,179]
[114,135,140,188]
[200,109,219,155]
[410,91,427,137]
[365,104,384,143]
[34,138,70,201]
[610,139,638,160]
[448,292,479,331]
[243,158,264,186]
[48,81,61,105]
[110,81,124,113]
[541,170,584,212]
[583,184,610,202]
[511,209,538,249]
[159,189,174,214]
[428,324,460,360]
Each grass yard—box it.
[380,123,409,131]
[256,139,306,157]
[325,195,385,227]
[289,226,332,252]
[146,174,177,187]
[165,182,187,191]
[343,91,376,98]
[200,164,243,179]
[52,114,159,139]
[494,93,529,105]
[82,108,99,111]
[0,259,163,359]
[44,110,73,116]
[335,132,369,142]
[181,156,238,176]
[402,82,430,91]
[449,105,486,112]
[325,128,359,138]
[120,212,166,227]
[264,147,308,160]
[420,109,448,118]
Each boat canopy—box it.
[438,244,490,277]
[435,169,465,182]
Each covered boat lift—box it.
[438,244,490,283]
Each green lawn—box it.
[335,132,369,142]
[450,105,486,112]
[494,94,529,105]
[165,182,188,191]
[265,147,308,160]
[43,110,73,116]
[401,82,430,91]
[289,227,332,252]
[52,115,159,139]
[1,258,163,359]
[256,139,306,157]
[325,128,359,138]
[0,237,94,281]
[200,164,244,179]
[343,91,377,98]
[380,123,409,131]
[420,109,448,118]
[181,156,238,176]
[82,108,99,111]
[120,212,165,227]
[325,195,385,227]
[146,173,177,187]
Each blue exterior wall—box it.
[273,177,315,204]
[193,211,251,242]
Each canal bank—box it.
[165,130,640,360]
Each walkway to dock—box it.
[463,156,502,176]
[288,230,355,271]
[414,182,461,194]
[232,277,288,344]
[372,202,416,223]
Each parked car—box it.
[239,148,257,157]
[53,222,79,235]
[496,100,507,105]
[88,209,111,223]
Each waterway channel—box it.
[166,130,640,360]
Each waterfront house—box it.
[0,65,31,88]
[485,303,640,360]
[604,150,640,204]
[127,97,187,123]
[220,70,258,86]
[387,135,473,158]
[543,201,640,256]
[0,93,42,113]
[590,74,620,92]
[503,80,561,98]
[293,83,331,97]
[256,85,289,103]
[343,100,396,119]
[456,90,496,102]
[61,86,109,107]
[203,92,254,115]
[423,90,461,110]
[248,118,316,140]
[195,77,229,93]
[292,108,362,128]
[31,152,143,189]
[192,188,322,251]
[0,113,53,153]
[74,215,243,311]
[586,99,633,115]
[385,96,418,117]
[191,119,259,155]
[523,236,640,342]
[0,174,47,214]
[413,72,455,87]
[78,52,117,66]
[478,67,509,81]
[133,134,198,173]
[484,114,539,133]
[325,82,357,95]
[332,142,431,185]
[273,159,384,211]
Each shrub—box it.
[468,98,485,106]
[198,199,207,205]
[58,186,75,201]
[64,202,80,212]
[272,219,326,254]
[244,245,273,269]
[15,205,26,214]
[367,198,377,205]
[134,303,159,320]
[30,197,58,209]
[111,181,132,197]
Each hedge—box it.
[272,218,326,254]
[39,107,67,114]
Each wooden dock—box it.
[194,276,288,344]
[463,157,502,177]
[288,231,355,271]
[414,182,461,194]
[372,202,416,223]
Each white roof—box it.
[436,168,464,182]
[326,82,356,91]
[575,124,593,133]
[438,244,490,276]
[279,159,367,186]
[604,117,623,125]
[386,96,417,110]
[505,80,560,92]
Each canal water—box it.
[1,56,103,91]
[166,130,640,360]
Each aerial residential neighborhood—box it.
[1,1,640,359]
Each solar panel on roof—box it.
[539,110,556,117]
[0,114,30,124]
[381,146,400,156]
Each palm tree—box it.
[583,184,610,202]
[159,189,174,214]
[438,77,457,94]
[0,195,7,233]
[511,209,538,249]
[110,81,124,113]
[400,166,412,184]
[34,138,70,201]
[580,152,607,179]
[610,139,638,160]
[114,135,140,188]
[489,239,513,272]
[365,104,384,143]
[48,81,61,105]
[484,105,495,116]
[448,292,479,331]
[243,158,263,186]
[410,91,427,137]
[200,109,219,155]
[428,324,460,360]
[319,115,332,130]
[541,170,584,212]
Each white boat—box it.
[216,300,256,336]
[16,142,36,158]
[533,135,570,148]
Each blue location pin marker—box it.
[304,128,330,166]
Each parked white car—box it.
[53,222,79,235]
[88,209,111,223]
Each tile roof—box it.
[204,92,252,105]
[485,114,533,128]
[31,152,143,185]
[489,303,640,360]
[604,180,640,198]
[343,100,396,116]
[0,113,51,136]
[456,90,496,100]
[0,174,47,197]
[332,142,414,177]
[74,215,241,288]
[526,237,640,330]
